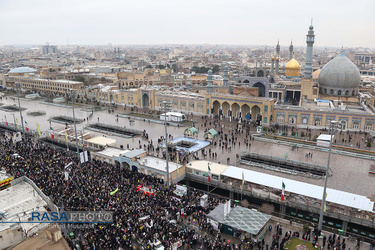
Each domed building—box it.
[318,54,361,97]
[285,58,300,77]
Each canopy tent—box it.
[220,206,271,237]
[204,128,218,141]
[207,203,225,222]
[184,127,198,138]
[207,203,225,230]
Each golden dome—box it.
[276,56,279,61]
[285,58,300,77]
[272,55,275,60]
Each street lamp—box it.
[163,101,172,188]
[16,83,25,133]
[318,120,341,232]
[70,89,80,160]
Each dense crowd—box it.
[0,131,256,249]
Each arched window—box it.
[352,121,360,130]
[314,118,321,126]
[345,90,349,96]
[338,90,342,96]
[277,115,284,124]
[352,90,356,96]
[324,88,328,94]
[365,122,373,131]
[330,89,334,95]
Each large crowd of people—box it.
[0,131,256,249]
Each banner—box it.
[110,188,119,195]
[37,123,41,136]
[80,151,88,163]
[64,162,73,169]
[0,177,14,187]
[64,171,69,181]
[12,132,22,144]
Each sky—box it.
[0,0,374,48]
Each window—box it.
[277,115,284,123]
[314,118,321,126]
[206,98,210,104]
[212,175,219,180]
[264,106,268,112]
[264,117,267,123]
[313,89,317,95]
[352,121,360,130]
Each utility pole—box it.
[71,89,80,160]
[16,83,25,133]
[163,101,172,188]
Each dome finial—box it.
[309,18,314,30]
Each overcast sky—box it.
[0,0,374,48]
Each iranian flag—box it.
[208,165,211,182]
[181,208,184,218]
[281,182,286,201]
[50,127,54,139]
[6,121,8,126]
[25,121,29,131]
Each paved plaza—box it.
[1,96,375,199]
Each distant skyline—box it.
[0,0,374,48]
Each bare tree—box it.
[259,203,275,214]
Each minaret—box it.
[207,69,213,93]
[223,65,229,87]
[271,55,275,75]
[275,56,280,75]
[304,21,315,79]
[275,41,280,75]
[289,41,294,60]
[186,74,192,89]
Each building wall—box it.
[273,107,375,131]
[301,78,319,102]
[9,77,83,95]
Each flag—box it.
[16,118,19,129]
[65,131,68,142]
[110,187,119,195]
[181,208,184,218]
[208,164,211,182]
[281,182,286,201]
[37,123,41,136]
[6,121,8,126]
[25,121,29,131]
[324,192,327,212]
[241,171,245,190]
[176,154,179,175]
[50,127,54,139]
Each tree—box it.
[191,66,209,74]
[172,64,178,72]
[74,76,86,83]
[100,77,106,82]
[158,65,165,69]
[367,141,372,148]
[146,65,153,69]
[259,203,275,214]
[212,65,220,74]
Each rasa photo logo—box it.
[31,211,113,224]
